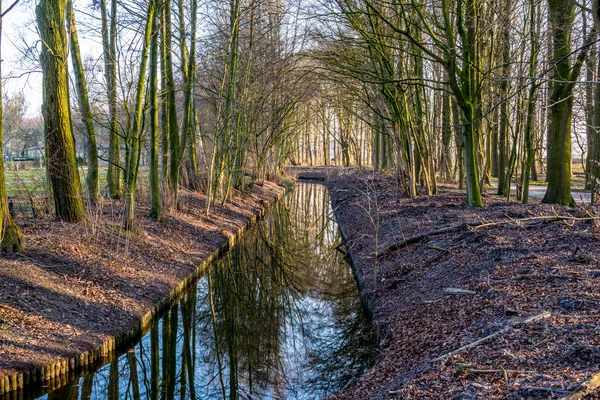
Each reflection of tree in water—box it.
[37,183,376,400]
[200,183,378,399]
[303,265,379,394]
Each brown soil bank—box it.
[0,183,284,395]
[326,171,600,400]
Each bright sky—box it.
[2,0,102,118]
[4,2,43,117]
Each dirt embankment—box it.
[0,182,284,393]
[326,171,600,399]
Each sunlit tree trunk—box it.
[149,0,162,221]
[101,0,121,199]
[67,0,99,205]
[412,28,433,194]
[163,0,180,202]
[496,0,512,195]
[160,13,170,183]
[124,0,157,230]
[177,0,200,189]
[543,0,590,206]
[590,5,600,204]
[591,43,600,204]
[444,0,482,206]
[37,0,86,222]
[440,88,453,181]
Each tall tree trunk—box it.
[124,0,157,230]
[217,0,241,204]
[149,0,162,221]
[177,0,200,189]
[491,107,499,177]
[522,0,539,204]
[585,14,596,190]
[163,0,180,202]
[67,0,99,205]
[452,99,465,188]
[496,0,512,195]
[160,12,170,183]
[446,0,483,206]
[543,0,590,206]
[37,0,86,223]
[101,0,121,199]
[592,1,600,204]
[440,89,453,181]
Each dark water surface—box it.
[31,183,377,400]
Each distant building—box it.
[20,145,45,159]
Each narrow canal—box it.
[32,183,378,399]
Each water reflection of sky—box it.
[33,183,377,400]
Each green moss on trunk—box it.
[36,0,86,223]
[67,0,99,205]
[542,0,583,207]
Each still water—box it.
[36,183,378,400]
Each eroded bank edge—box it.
[327,183,379,332]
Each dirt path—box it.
[327,171,600,399]
[486,181,592,204]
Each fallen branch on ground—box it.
[558,314,600,319]
[468,215,599,231]
[523,387,571,396]
[429,327,511,363]
[562,372,600,400]
[425,245,448,252]
[429,311,551,363]
[381,311,552,396]
[444,287,477,295]
[381,214,599,258]
[380,224,467,257]
[491,273,585,282]
[462,368,536,375]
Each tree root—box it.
[461,367,536,375]
[1,220,23,253]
